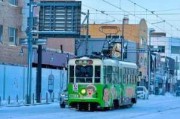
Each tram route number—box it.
[73,84,78,92]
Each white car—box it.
[136,86,149,99]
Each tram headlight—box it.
[81,89,86,95]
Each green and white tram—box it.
[67,56,138,111]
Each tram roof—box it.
[68,56,137,68]
[119,61,137,68]
[103,59,119,66]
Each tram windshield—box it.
[75,65,93,83]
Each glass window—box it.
[171,46,180,54]
[103,66,107,83]
[176,62,180,70]
[0,25,2,42]
[75,65,93,83]
[107,66,112,73]
[95,66,101,83]
[119,69,122,83]
[115,67,119,84]
[137,87,143,91]
[158,46,165,53]
[123,75,126,83]
[106,66,112,84]
[69,66,74,83]
[8,0,18,5]
[8,27,17,44]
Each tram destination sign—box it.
[38,1,81,38]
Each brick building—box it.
[0,0,75,67]
[0,0,27,65]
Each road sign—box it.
[33,38,47,45]
[19,38,28,45]
[19,38,47,45]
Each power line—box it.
[82,4,141,41]
[127,0,180,36]
[102,0,178,37]
[86,2,167,38]
[83,4,121,23]
[89,12,180,15]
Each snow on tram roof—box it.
[68,57,137,68]
[119,61,137,68]
[103,59,119,66]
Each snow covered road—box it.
[1,94,180,119]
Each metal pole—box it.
[121,17,125,61]
[148,42,151,92]
[27,0,34,104]
[148,29,155,93]
[23,67,25,100]
[66,53,69,90]
[85,10,89,55]
[3,65,6,100]
[36,45,42,103]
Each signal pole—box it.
[121,17,125,61]
[85,10,89,55]
[27,0,34,104]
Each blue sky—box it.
[80,0,180,37]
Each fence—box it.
[0,64,67,106]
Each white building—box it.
[150,34,180,87]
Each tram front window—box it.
[75,65,93,83]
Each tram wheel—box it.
[113,99,119,109]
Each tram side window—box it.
[69,66,74,83]
[104,66,107,84]
[124,68,127,83]
[119,69,122,83]
[122,68,125,83]
[106,66,112,84]
[95,66,101,83]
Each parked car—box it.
[136,86,149,99]
[59,90,68,108]
[175,86,180,96]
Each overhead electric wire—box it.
[89,12,180,15]
[82,3,140,40]
[127,0,180,34]
[102,0,178,36]
[83,4,121,23]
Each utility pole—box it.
[85,10,89,55]
[148,28,155,93]
[36,44,42,103]
[27,0,34,104]
[121,17,125,61]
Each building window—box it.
[8,0,18,5]
[0,25,3,42]
[158,46,165,53]
[171,46,180,54]
[8,27,17,44]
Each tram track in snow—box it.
[128,106,180,119]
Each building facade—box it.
[150,34,180,92]
[0,0,28,65]
[0,1,148,84]
[0,0,75,67]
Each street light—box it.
[148,28,155,93]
